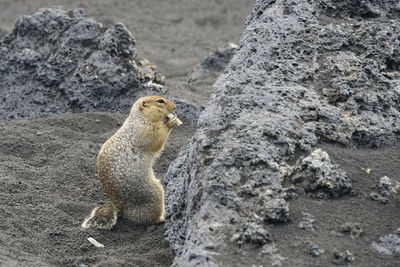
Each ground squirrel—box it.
[82,96,182,229]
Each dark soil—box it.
[215,142,400,267]
[270,142,400,266]
[0,112,196,266]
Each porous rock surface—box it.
[291,149,352,199]
[370,175,400,204]
[165,0,400,265]
[0,7,197,122]
[372,228,400,256]
[188,43,238,83]
[309,243,325,257]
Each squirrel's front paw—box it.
[165,113,182,128]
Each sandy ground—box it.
[0,112,196,266]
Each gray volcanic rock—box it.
[309,243,325,257]
[188,43,238,83]
[370,191,390,204]
[379,175,400,197]
[291,149,352,198]
[239,221,272,246]
[333,249,355,265]
[370,175,400,204]
[164,0,400,265]
[298,212,316,232]
[0,7,197,122]
[372,228,400,256]
[340,222,363,239]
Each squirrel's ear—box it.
[140,100,147,111]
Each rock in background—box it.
[165,0,400,265]
[0,7,197,122]
[188,43,238,83]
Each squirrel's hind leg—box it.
[82,205,118,230]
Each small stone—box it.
[370,192,389,204]
[281,186,298,200]
[298,212,315,232]
[340,222,363,239]
[380,197,390,204]
[333,249,355,265]
[262,198,289,223]
[370,192,380,201]
[371,229,400,256]
[261,243,279,255]
[395,228,400,236]
[350,188,360,196]
[240,222,271,246]
[379,176,400,197]
[309,243,325,257]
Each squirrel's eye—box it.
[156,99,165,104]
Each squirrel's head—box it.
[133,96,176,123]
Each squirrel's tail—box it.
[81,204,118,230]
